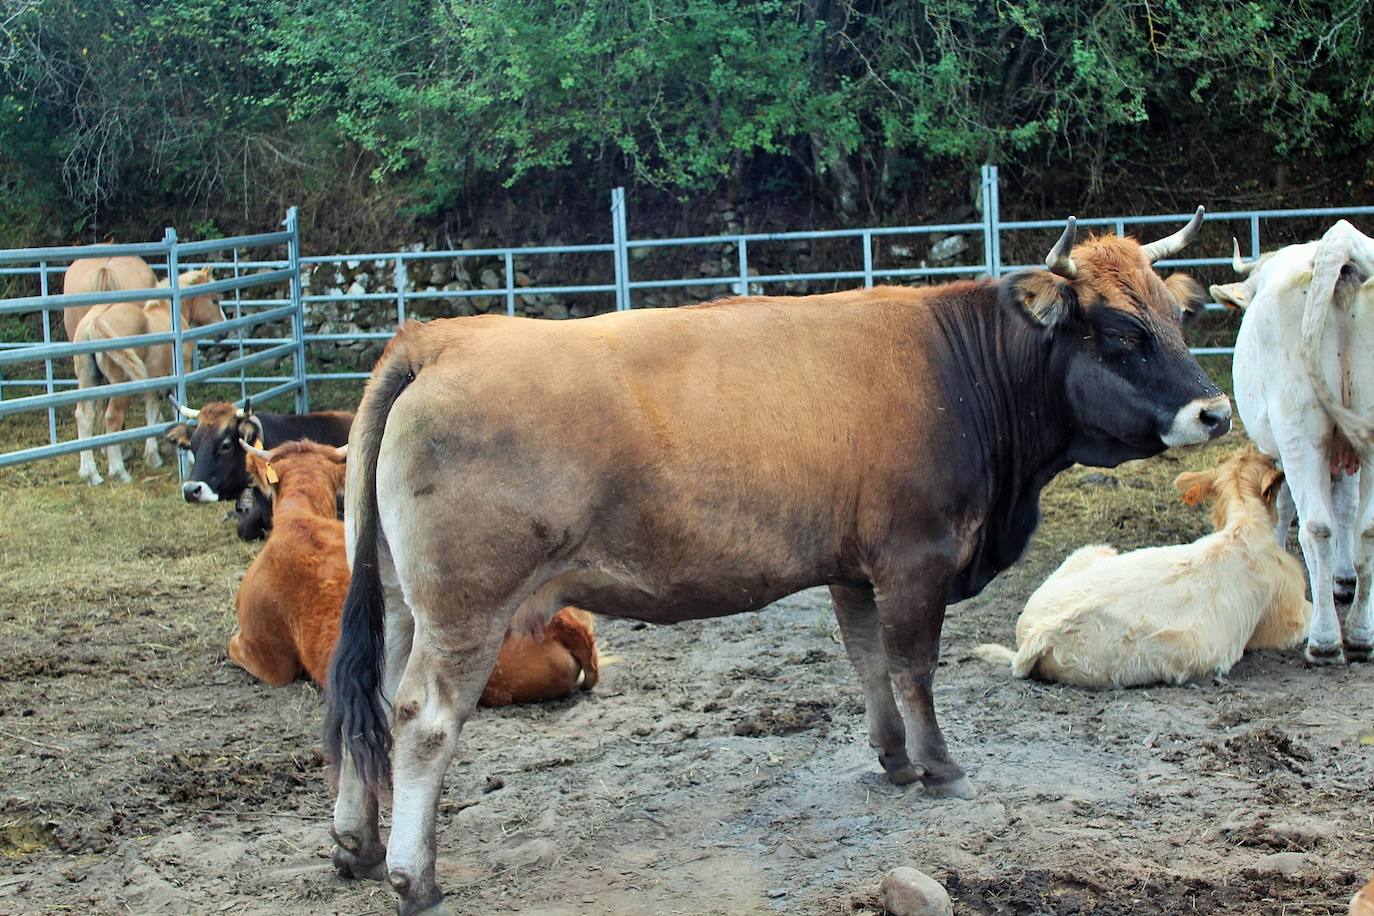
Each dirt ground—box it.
[1,428,1371,915]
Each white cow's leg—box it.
[102,394,132,484]
[1346,469,1374,661]
[1332,471,1359,604]
[1288,451,1345,664]
[333,546,414,880]
[830,584,917,784]
[1276,480,1298,549]
[386,613,505,916]
[142,392,164,468]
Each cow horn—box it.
[335,444,349,460]
[1141,206,1205,263]
[1231,238,1258,277]
[1045,217,1079,279]
[239,438,272,462]
[169,395,199,420]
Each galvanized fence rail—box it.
[0,209,306,472]
[3,170,1374,472]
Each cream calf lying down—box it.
[976,448,1311,687]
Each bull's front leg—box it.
[830,584,919,784]
[874,567,976,800]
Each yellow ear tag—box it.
[263,463,279,485]
[1182,483,1204,506]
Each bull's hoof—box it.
[884,763,922,786]
[144,451,164,469]
[109,469,132,484]
[330,830,387,881]
[1344,640,1373,663]
[80,470,104,487]
[1305,643,1347,667]
[389,870,444,916]
[922,773,977,801]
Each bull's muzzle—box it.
[1162,395,1232,447]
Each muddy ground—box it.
[1,429,1371,915]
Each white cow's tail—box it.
[973,643,1018,669]
[1301,220,1374,453]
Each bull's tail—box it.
[1301,220,1374,454]
[322,336,419,790]
[548,607,600,691]
[973,643,1018,669]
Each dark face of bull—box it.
[1022,210,1230,467]
[168,401,258,503]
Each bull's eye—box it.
[219,440,233,454]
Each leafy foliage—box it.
[2,0,1372,239]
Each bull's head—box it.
[168,397,262,503]
[1009,207,1230,466]
[240,438,348,513]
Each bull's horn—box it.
[239,438,272,462]
[169,395,199,419]
[335,444,349,460]
[1142,206,1205,263]
[1231,238,1258,277]
[1045,217,1079,279]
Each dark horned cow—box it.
[167,399,353,540]
[325,211,1228,913]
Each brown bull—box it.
[231,439,600,704]
[71,268,223,484]
[324,211,1230,913]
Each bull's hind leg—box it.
[385,611,508,915]
[1333,471,1359,605]
[830,584,917,784]
[875,568,975,800]
[333,545,414,881]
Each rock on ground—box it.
[880,866,953,916]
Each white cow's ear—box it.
[1209,282,1251,311]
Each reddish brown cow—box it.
[230,440,599,704]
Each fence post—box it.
[394,255,407,326]
[285,207,309,412]
[611,187,630,310]
[736,238,749,296]
[166,228,189,481]
[862,230,874,287]
[980,164,1002,278]
[504,251,516,317]
[38,260,56,444]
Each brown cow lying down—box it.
[229,439,599,704]
[975,447,1310,687]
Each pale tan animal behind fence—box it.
[61,255,158,341]
[71,268,224,484]
[975,448,1311,687]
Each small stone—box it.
[767,888,786,898]
[489,837,559,869]
[880,866,953,916]
[1253,851,1312,877]
[484,775,504,793]
[928,235,967,263]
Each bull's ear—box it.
[1009,271,1077,327]
[165,424,192,450]
[1174,470,1215,506]
[1165,273,1206,325]
[237,416,263,444]
[1209,282,1251,311]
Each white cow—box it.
[974,448,1310,687]
[1211,220,1374,664]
